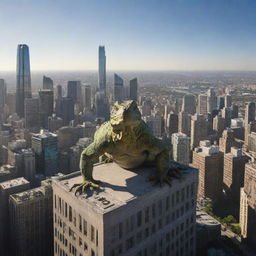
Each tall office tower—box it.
[56,97,74,125]
[172,132,190,165]
[198,94,207,115]
[182,94,196,115]
[98,46,106,92]
[114,74,124,101]
[178,111,191,136]
[231,104,238,119]
[192,140,223,201]
[95,91,110,121]
[22,148,36,183]
[190,114,207,150]
[67,81,82,104]
[0,178,30,255]
[225,94,232,108]
[24,98,39,132]
[217,96,225,110]
[129,78,138,101]
[16,44,31,118]
[39,89,54,128]
[207,88,217,113]
[43,75,53,90]
[0,79,6,123]
[9,180,53,256]
[219,128,236,154]
[143,115,163,138]
[212,114,225,138]
[32,130,58,177]
[6,92,16,115]
[56,84,62,100]
[244,102,255,125]
[82,85,92,110]
[247,132,256,152]
[244,102,256,145]
[223,147,249,217]
[221,107,232,128]
[166,112,178,138]
[245,121,256,147]
[240,162,256,249]
[53,163,198,256]
[48,114,63,132]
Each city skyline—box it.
[1,0,256,71]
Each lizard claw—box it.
[70,180,100,195]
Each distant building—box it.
[32,130,58,177]
[129,78,138,101]
[212,115,225,138]
[56,97,74,125]
[16,44,31,118]
[0,178,30,255]
[48,114,63,132]
[0,79,6,124]
[244,102,256,146]
[178,111,191,136]
[224,94,232,108]
[24,98,40,132]
[190,114,207,150]
[207,88,217,113]
[221,107,232,128]
[240,162,256,249]
[172,132,190,165]
[192,140,223,201]
[166,112,178,138]
[56,84,62,100]
[219,129,238,154]
[217,96,225,110]
[223,147,249,216]
[182,94,196,115]
[98,46,106,92]
[198,94,207,115]
[95,91,110,121]
[114,74,124,102]
[43,75,53,90]
[9,180,53,256]
[82,85,92,110]
[53,163,198,256]
[39,89,54,128]
[143,115,162,138]
[67,81,82,104]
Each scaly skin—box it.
[70,100,181,195]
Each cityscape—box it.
[1,1,256,256]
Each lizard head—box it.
[110,100,141,130]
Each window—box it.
[126,237,134,250]
[91,249,95,256]
[166,196,170,210]
[145,207,149,223]
[83,220,87,236]
[91,225,95,242]
[65,203,67,218]
[144,228,149,238]
[176,191,180,204]
[158,200,162,215]
[69,206,72,222]
[118,223,122,239]
[152,204,156,218]
[79,215,82,232]
[137,211,142,227]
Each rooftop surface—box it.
[0,177,29,190]
[54,162,197,214]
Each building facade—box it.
[53,163,198,256]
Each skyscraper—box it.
[32,130,58,177]
[0,79,6,123]
[172,132,190,165]
[98,46,106,92]
[182,94,196,115]
[129,78,138,101]
[43,76,53,90]
[24,98,39,131]
[114,73,124,101]
[39,89,54,128]
[67,81,81,104]
[198,94,207,115]
[207,88,217,114]
[16,44,31,118]
[82,85,92,110]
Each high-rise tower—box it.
[98,46,106,92]
[16,44,31,118]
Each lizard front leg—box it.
[70,142,106,195]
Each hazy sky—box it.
[1,0,256,71]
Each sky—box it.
[1,0,256,71]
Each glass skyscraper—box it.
[98,46,106,92]
[16,44,31,118]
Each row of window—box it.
[110,200,195,243]
[110,214,195,255]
